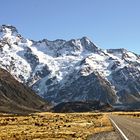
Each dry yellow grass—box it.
[0,112,113,140]
[111,112,140,118]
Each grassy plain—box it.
[111,111,140,118]
[0,112,113,140]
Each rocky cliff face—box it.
[0,25,140,109]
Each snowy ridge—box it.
[0,25,140,107]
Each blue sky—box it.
[0,0,140,54]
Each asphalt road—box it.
[109,115,140,140]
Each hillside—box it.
[0,68,48,114]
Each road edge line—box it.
[109,117,129,140]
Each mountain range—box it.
[0,25,140,111]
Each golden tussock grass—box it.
[111,112,140,118]
[0,112,113,140]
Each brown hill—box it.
[52,101,113,113]
[0,68,49,114]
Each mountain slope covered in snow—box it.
[0,25,140,109]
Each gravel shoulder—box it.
[88,130,122,140]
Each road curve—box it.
[109,115,140,140]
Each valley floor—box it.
[0,112,139,140]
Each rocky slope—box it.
[52,101,113,113]
[0,68,48,114]
[0,25,140,109]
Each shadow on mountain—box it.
[0,68,50,114]
[52,101,113,113]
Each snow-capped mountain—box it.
[0,25,140,109]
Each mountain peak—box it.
[80,36,91,42]
[0,24,18,35]
[80,36,98,52]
